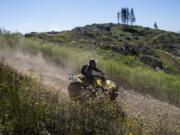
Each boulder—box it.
[140,55,163,70]
[111,44,139,56]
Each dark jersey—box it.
[81,64,101,79]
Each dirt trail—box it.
[118,88,180,130]
[0,50,180,131]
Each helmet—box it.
[89,58,96,67]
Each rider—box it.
[81,58,103,81]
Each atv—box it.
[68,73,118,100]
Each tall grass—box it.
[0,59,144,135]
[0,34,180,106]
[100,60,180,106]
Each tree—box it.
[154,22,158,29]
[117,11,120,28]
[121,8,126,28]
[130,8,136,26]
[121,8,128,28]
[120,7,136,29]
[126,8,130,26]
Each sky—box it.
[0,0,180,33]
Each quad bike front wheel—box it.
[68,82,83,99]
[109,88,118,100]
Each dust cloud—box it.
[0,49,72,94]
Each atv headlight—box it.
[106,80,116,90]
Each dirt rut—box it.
[0,50,180,131]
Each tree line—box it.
[117,8,159,30]
[117,8,136,29]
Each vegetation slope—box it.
[0,24,180,134]
[24,24,180,106]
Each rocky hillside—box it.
[25,23,180,74]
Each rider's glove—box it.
[101,71,105,75]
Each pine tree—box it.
[121,8,126,28]
[154,22,158,29]
[121,8,124,27]
[120,7,136,29]
[130,8,136,26]
[117,11,120,28]
[121,8,128,28]
[126,8,130,26]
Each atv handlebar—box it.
[94,72,106,80]
[100,72,105,76]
